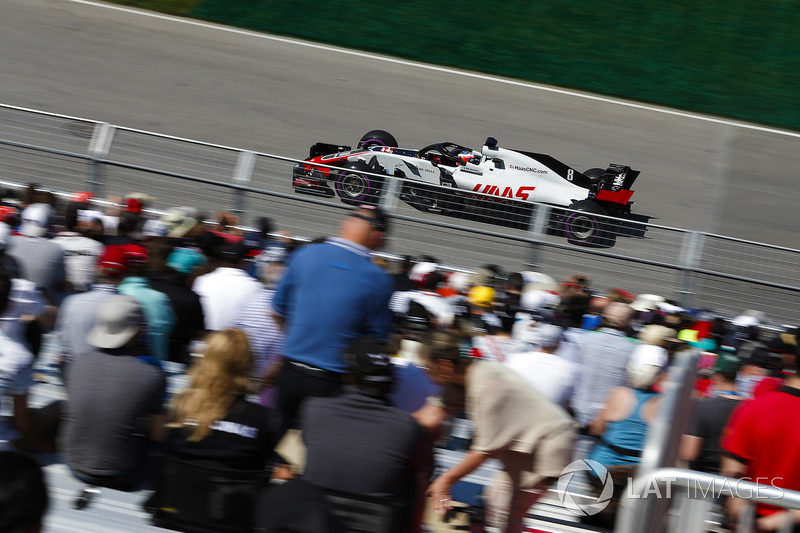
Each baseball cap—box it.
[96,244,148,276]
[70,191,96,204]
[86,295,145,349]
[637,324,677,346]
[97,245,128,275]
[529,324,564,348]
[630,293,665,313]
[166,248,208,276]
[343,336,394,384]
[160,208,198,238]
[711,352,741,375]
[468,286,495,308]
[628,344,668,389]
[20,203,52,237]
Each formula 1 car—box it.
[292,130,640,246]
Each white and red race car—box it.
[292,130,640,245]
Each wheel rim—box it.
[567,213,598,241]
[339,173,368,199]
[361,139,386,148]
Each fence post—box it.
[677,231,705,309]
[614,348,700,533]
[379,175,401,214]
[525,204,551,269]
[86,123,115,198]
[231,151,256,221]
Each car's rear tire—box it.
[335,162,382,206]
[565,199,609,246]
[358,130,398,149]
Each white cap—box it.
[20,203,52,237]
[627,344,668,389]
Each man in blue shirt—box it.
[272,206,394,433]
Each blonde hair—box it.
[168,329,253,442]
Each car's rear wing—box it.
[595,164,640,205]
[308,142,351,159]
[600,164,639,192]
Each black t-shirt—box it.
[165,396,277,472]
[302,388,430,498]
[148,274,206,364]
[687,395,742,474]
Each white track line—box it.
[66,0,800,139]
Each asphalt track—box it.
[2,0,800,252]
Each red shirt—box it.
[722,385,800,515]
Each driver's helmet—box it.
[458,150,476,165]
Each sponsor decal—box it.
[471,184,536,201]
[510,165,548,174]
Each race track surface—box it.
[2,0,799,250]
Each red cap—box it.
[97,245,129,275]
[97,244,149,276]
[0,206,17,223]
[71,191,96,204]
[126,198,143,214]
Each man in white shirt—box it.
[506,324,580,409]
[51,203,104,293]
[193,240,261,331]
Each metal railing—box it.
[619,469,800,533]
[2,103,800,324]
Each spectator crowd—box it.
[1,182,799,533]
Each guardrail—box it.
[618,469,800,533]
[2,103,800,324]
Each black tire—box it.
[335,162,382,205]
[564,199,609,246]
[357,130,398,149]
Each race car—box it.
[292,130,640,246]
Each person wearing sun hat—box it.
[61,295,166,491]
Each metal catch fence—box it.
[2,103,799,325]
